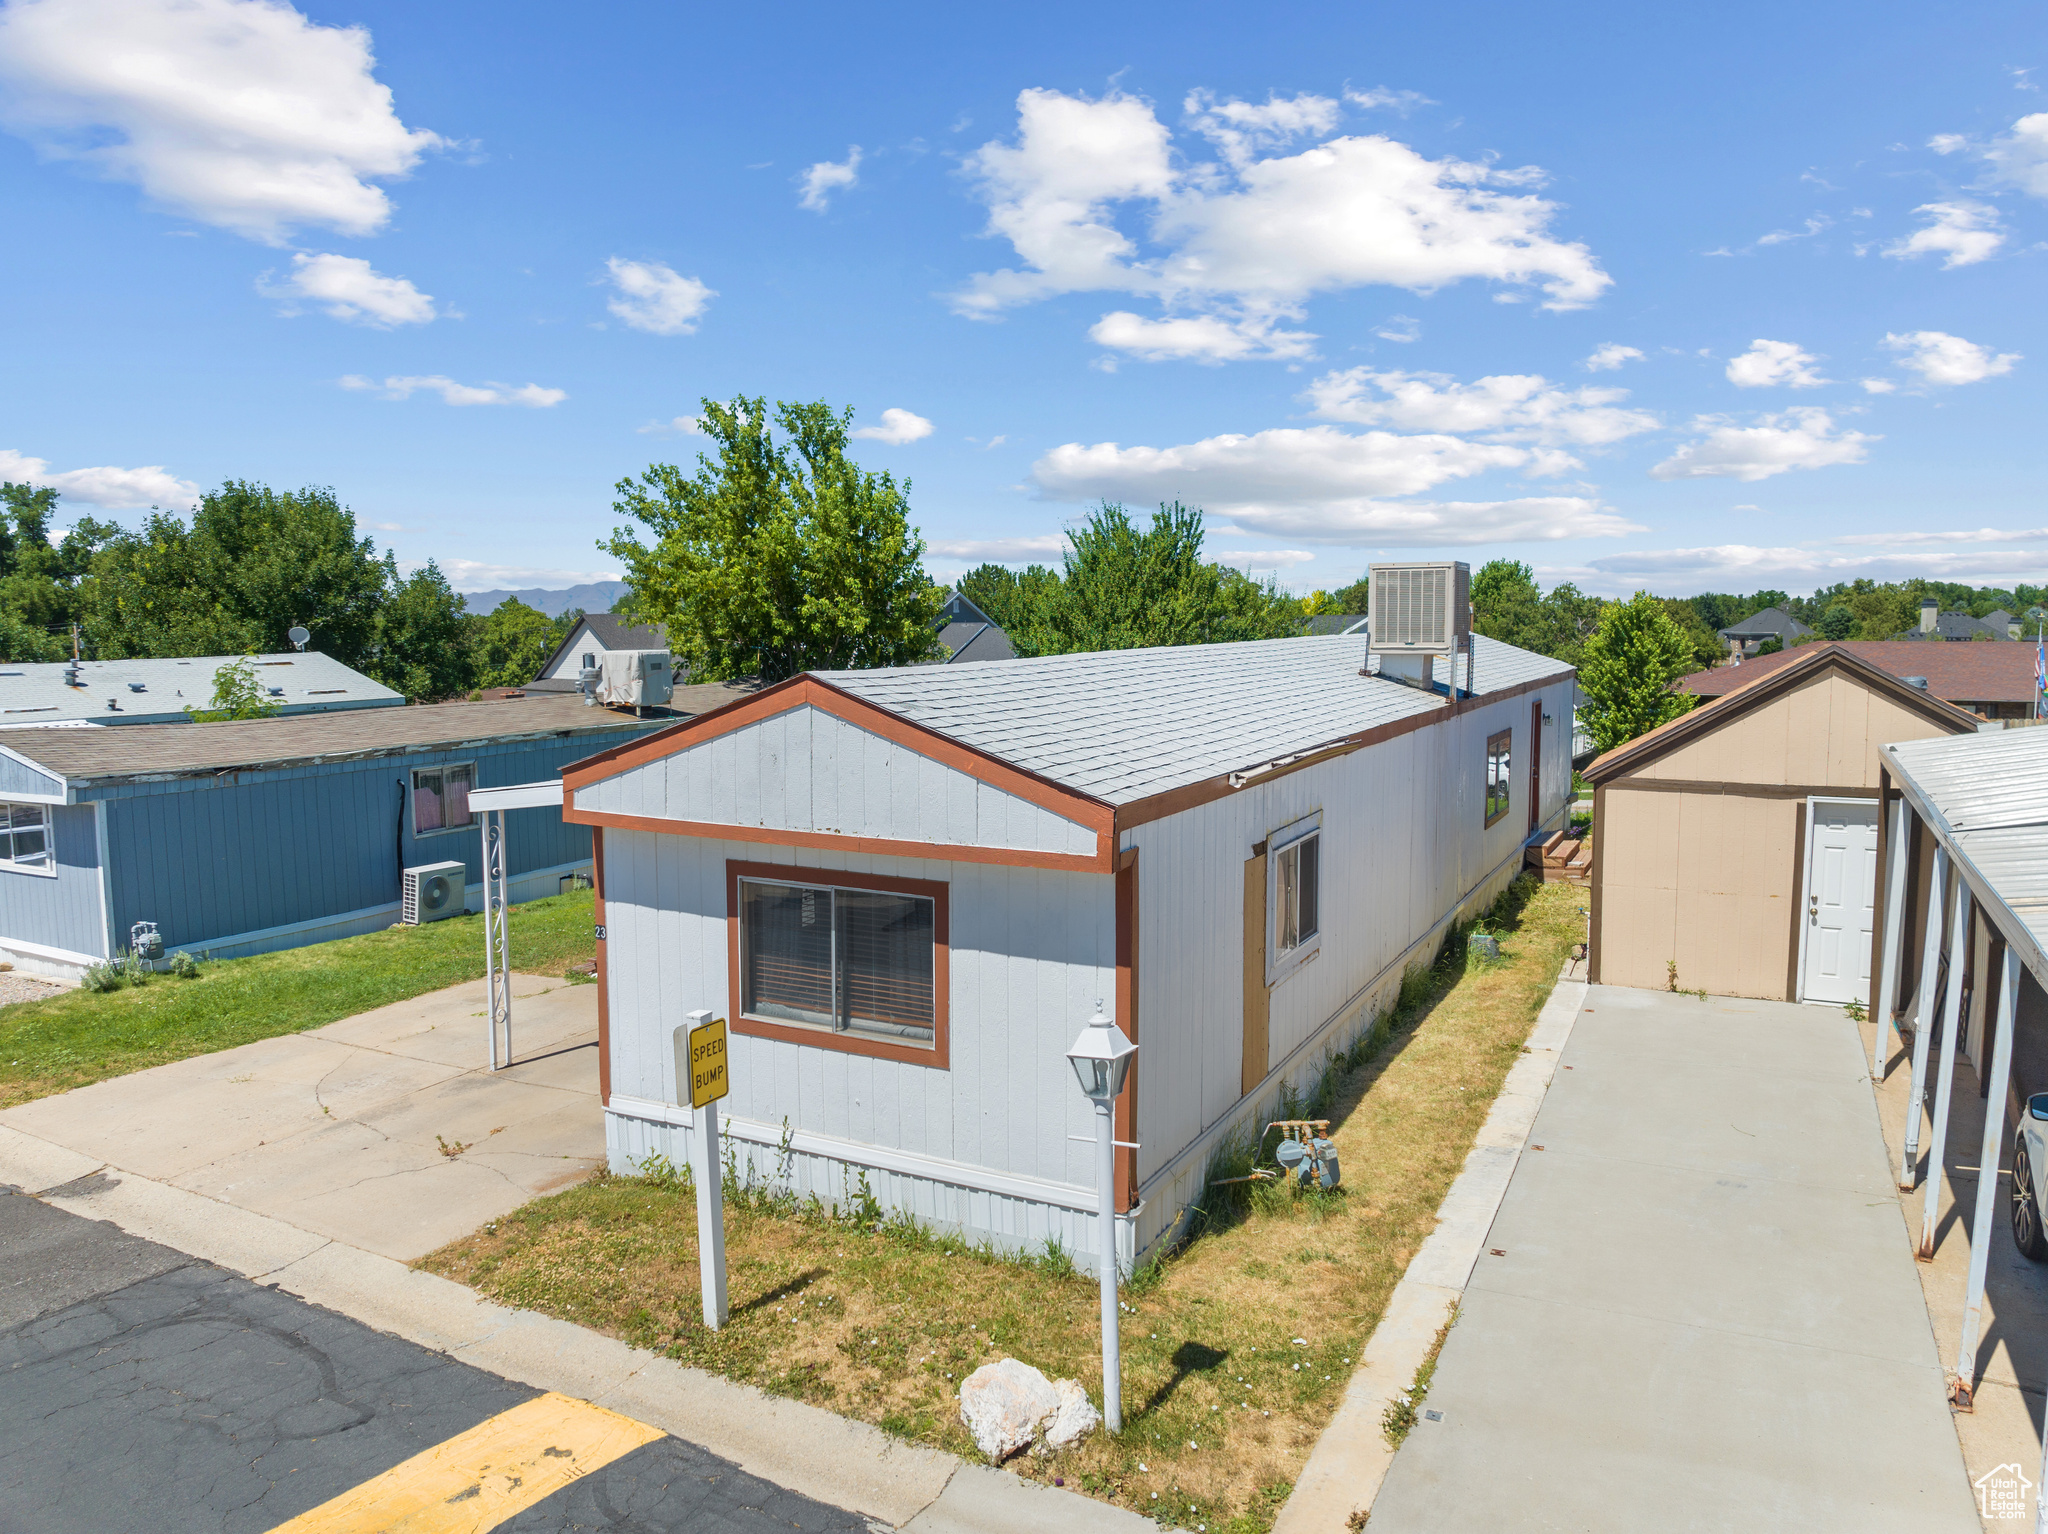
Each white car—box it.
[2012,1096,2048,1261]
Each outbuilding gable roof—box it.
[1585,642,1982,783]
[1678,638,2039,706]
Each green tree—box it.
[369,561,477,700]
[1817,603,1858,641]
[1330,575,1370,614]
[1755,634,1784,656]
[1004,502,1301,657]
[0,482,119,635]
[1658,597,1723,671]
[605,397,946,682]
[1578,591,1697,754]
[957,562,1061,635]
[187,657,284,722]
[469,597,573,690]
[1471,559,1544,650]
[0,608,64,662]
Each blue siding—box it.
[89,724,660,954]
[0,751,64,800]
[0,804,106,958]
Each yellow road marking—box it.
[266,1391,664,1533]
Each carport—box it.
[1875,727,2048,1507]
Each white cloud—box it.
[603,258,714,336]
[797,146,861,212]
[1649,409,1874,482]
[437,559,621,593]
[1836,525,2048,545]
[1932,112,2048,198]
[1754,214,1832,246]
[1584,343,1643,372]
[1211,548,1320,568]
[1029,425,1642,545]
[341,375,565,407]
[1088,310,1317,362]
[1882,201,2006,268]
[851,408,934,445]
[637,415,705,436]
[1860,377,1897,394]
[1343,86,1434,115]
[1374,315,1421,343]
[1578,542,2048,592]
[952,87,1611,362]
[263,251,434,326]
[1304,368,1658,448]
[1725,338,1827,388]
[1881,329,2020,386]
[927,535,1067,563]
[0,0,441,243]
[0,448,197,508]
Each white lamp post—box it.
[1066,1003,1136,1433]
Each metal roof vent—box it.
[1904,676,1929,690]
[128,682,146,692]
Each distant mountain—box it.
[462,581,629,618]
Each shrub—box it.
[168,950,201,979]
[78,961,122,994]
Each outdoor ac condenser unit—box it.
[402,860,467,925]
[1367,561,1471,658]
[596,650,675,708]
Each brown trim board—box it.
[1588,781,1605,984]
[1787,800,1809,1003]
[1604,779,1880,800]
[724,858,952,1070]
[1870,766,1892,1028]
[594,829,611,1107]
[569,806,1109,873]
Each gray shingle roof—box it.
[0,652,401,727]
[816,633,1570,805]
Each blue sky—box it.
[0,0,2043,599]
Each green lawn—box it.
[0,889,598,1109]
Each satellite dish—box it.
[288,626,310,651]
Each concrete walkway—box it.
[1370,985,1979,1532]
[0,972,604,1261]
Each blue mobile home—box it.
[0,695,673,978]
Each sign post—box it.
[675,1009,730,1329]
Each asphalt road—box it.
[0,1185,869,1534]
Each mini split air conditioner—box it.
[402,860,467,925]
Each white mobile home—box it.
[564,633,1574,1269]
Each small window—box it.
[740,877,936,1046]
[413,763,475,834]
[0,802,51,872]
[1485,730,1513,826]
[1275,832,1320,957]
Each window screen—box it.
[1275,832,1320,956]
[1485,731,1512,826]
[0,802,49,869]
[741,879,936,1044]
[413,764,475,834]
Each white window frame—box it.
[1266,810,1323,985]
[411,762,477,837]
[0,799,55,877]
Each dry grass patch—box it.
[419,878,1584,1531]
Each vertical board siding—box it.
[87,724,662,953]
[577,704,1097,857]
[0,754,65,799]
[0,804,105,956]
[600,828,1116,1194]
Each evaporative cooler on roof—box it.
[1368,562,1471,658]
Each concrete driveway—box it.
[0,973,602,1262]
[1369,984,1979,1533]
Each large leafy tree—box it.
[994,502,1301,657]
[469,598,576,689]
[958,562,1061,635]
[606,398,946,682]
[0,482,120,641]
[1578,591,1697,754]
[369,560,475,701]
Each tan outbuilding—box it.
[1586,644,1981,1002]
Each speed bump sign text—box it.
[687,1016,729,1109]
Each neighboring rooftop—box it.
[530,612,673,690]
[0,686,753,785]
[1890,609,2017,642]
[1678,639,2039,708]
[0,653,403,728]
[1716,606,1813,658]
[920,591,1017,666]
[816,632,1571,805]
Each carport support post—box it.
[1901,845,1950,1190]
[483,809,512,1070]
[1917,875,1971,1259]
[1873,797,1910,1080]
[1953,945,2020,1411]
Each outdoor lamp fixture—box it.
[1066,1003,1136,1433]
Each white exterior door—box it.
[1801,798,1880,1004]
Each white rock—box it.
[958,1359,1061,1462]
[1045,1378,1101,1448]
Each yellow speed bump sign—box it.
[687,1015,729,1109]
